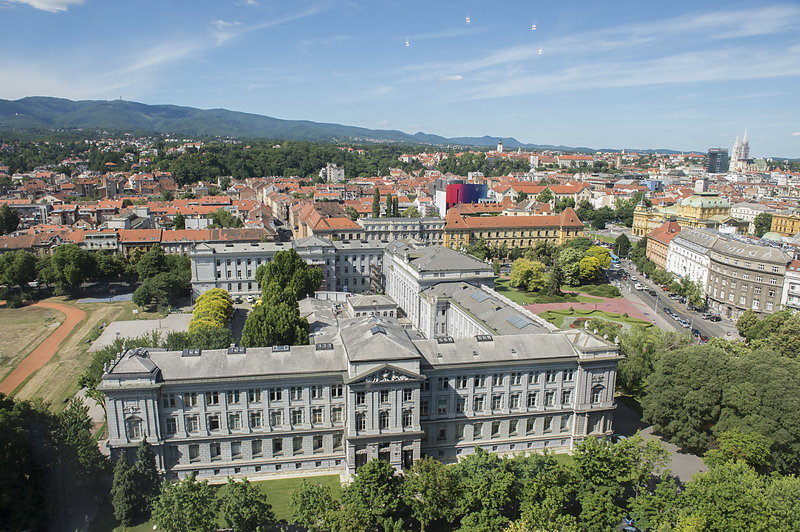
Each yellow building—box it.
[632,193,731,237]
[770,212,800,237]
[444,208,584,249]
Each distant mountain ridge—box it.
[0,96,690,154]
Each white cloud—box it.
[236,0,259,5]
[7,0,82,12]
[212,20,242,30]
[438,74,463,82]
[792,132,800,136]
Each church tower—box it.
[497,139,504,153]
[730,130,750,172]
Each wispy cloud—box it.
[438,74,463,82]
[792,132,800,137]
[236,0,259,5]
[6,0,82,12]
[408,25,490,42]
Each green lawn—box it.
[494,279,601,305]
[538,308,653,329]
[586,232,617,244]
[562,283,622,299]
[100,474,342,531]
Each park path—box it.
[0,300,86,395]
[524,293,651,322]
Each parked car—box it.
[646,289,657,296]
[703,314,722,322]
[246,295,255,303]
[630,276,638,281]
[691,328,701,336]
[668,293,680,300]
[634,283,644,290]
[680,320,691,328]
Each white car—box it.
[246,295,254,303]
[631,276,638,281]
[634,283,644,290]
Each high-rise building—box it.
[706,148,729,173]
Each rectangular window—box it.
[560,415,572,433]
[526,418,535,434]
[355,391,366,405]
[591,387,603,404]
[456,397,465,413]
[403,389,413,402]
[457,376,469,389]
[543,417,553,433]
[162,393,176,408]
[473,396,484,412]
[510,372,522,385]
[510,419,519,435]
[333,434,343,451]
[492,395,503,411]
[437,398,448,415]
[185,415,199,432]
[207,414,221,431]
[474,375,486,388]
[403,410,413,427]
[311,385,323,399]
[312,408,323,425]
[165,417,177,434]
[250,411,262,428]
[530,372,540,384]
[269,388,283,402]
[380,390,390,403]
[227,390,240,404]
[248,389,261,403]
[228,412,242,430]
[331,384,343,398]
[331,406,343,424]
[185,392,198,407]
[437,377,449,390]
[379,411,390,429]
[231,441,242,459]
[491,421,501,438]
[356,413,366,431]
[272,439,283,455]
[563,369,575,382]
[545,371,557,383]
[269,410,283,427]
[492,374,504,386]
[473,423,483,440]
[545,391,555,406]
[456,423,465,440]
[561,390,572,405]
[313,435,323,453]
[289,387,303,401]
[189,444,200,462]
[210,442,221,461]
[205,391,219,406]
[510,394,520,409]
[293,436,303,455]
[291,409,303,426]
[421,401,429,415]
[437,427,447,441]
[252,439,263,457]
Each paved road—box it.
[0,301,86,395]
[610,262,740,340]
[614,400,707,483]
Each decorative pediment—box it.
[347,364,424,385]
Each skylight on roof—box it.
[506,314,533,329]
[470,291,490,302]
[315,342,334,350]
[370,325,386,335]
[272,345,290,352]
[436,336,455,344]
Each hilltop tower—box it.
[497,139,504,153]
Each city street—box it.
[609,262,740,340]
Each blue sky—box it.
[2,0,799,157]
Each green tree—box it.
[0,249,37,288]
[240,301,309,347]
[627,475,683,531]
[209,208,244,228]
[152,473,219,532]
[340,459,404,529]
[452,447,515,530]
[54,397,107,480]
[133,440,160,509]
[111,458,138,527]
[585,245,611,269]
[753,212,773,237]
[220,478,276,532]
[345,205,360,221]
[290,480,338,532]
[0,204,20,234]
[649,268,674,287]
[173,213,186,229]
[135,244,169,280]
[510,258,547,292]
[466,239,490,260]
[613,233,631,257]
[704,429,771,470]
[403,457,457,531]
[255,249,323,301]
[558,247,584,286]
[47,244,96,293]
[372,189,381,217]
[591,206,614,229]
[535,188,553,204]
[545,260,565,296]
[681,461,764,531]
[578,256,602,283]
[403,205,421,217]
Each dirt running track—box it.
[0,301,86,395]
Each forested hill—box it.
[0,96,548,149]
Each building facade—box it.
[665,228,718,290]
[781,260,800,312]
[444,208,584,250]
[99,318,620,482]
[632,193,732,237]
[190,236,387,298]
[706,238,791,318]
[770,212,800,238]
[646,221,681,270]
[706,148,729,174]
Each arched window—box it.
[126,416,144,440]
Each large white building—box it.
[190,236,386,298]
[99,316,619,481]
[782,260,800,312]
[665,228,719,290]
